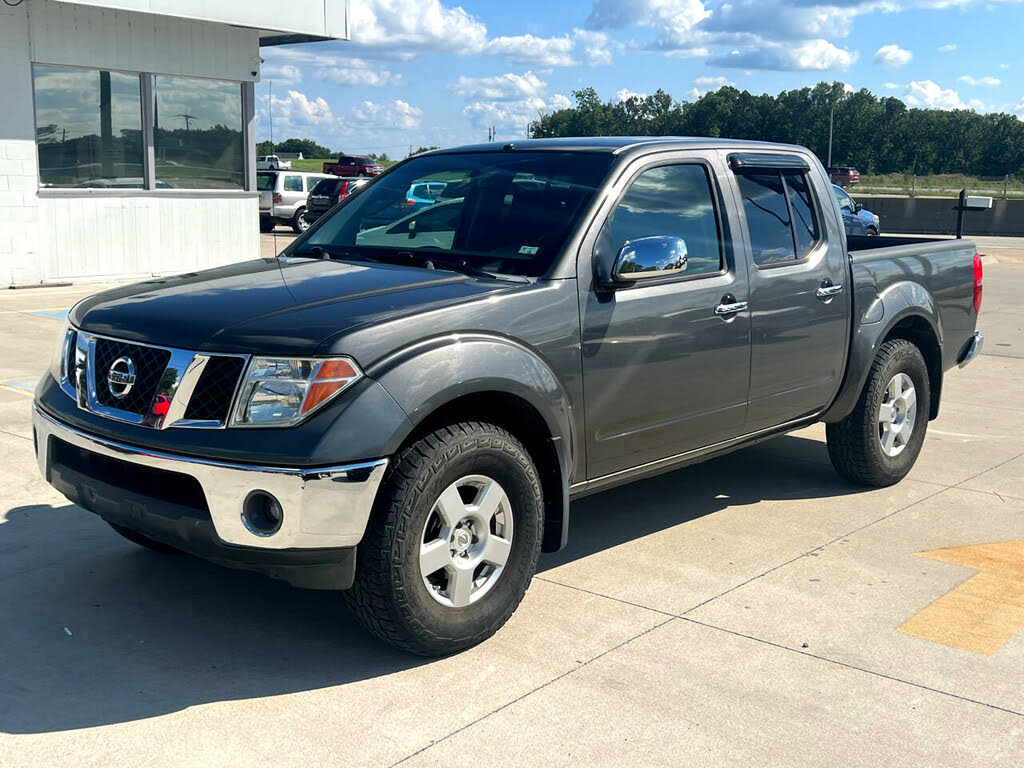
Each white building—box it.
[0,0,347,286]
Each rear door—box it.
[728,154,850,432]
[580,151,751,479]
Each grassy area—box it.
[855,173,1024,199]
[284,158,400,172]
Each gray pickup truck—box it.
[33,138,984,655]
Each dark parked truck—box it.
[34,138,984,655]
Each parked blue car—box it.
[833,184,880,236]
[403,181,448,213]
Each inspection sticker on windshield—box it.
[518,245,540,255]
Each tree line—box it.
[529,82,1024,178]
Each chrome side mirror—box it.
[612,236,688,283]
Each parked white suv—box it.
[256,155,292,170]
[258,171,332,233]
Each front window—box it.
[153,76,244,190]
[32,65,245,191]
[298,151,614,277]
[33,66,144,188]
[604,164,724,277]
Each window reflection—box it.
[154,76,244,189]
[606,164,723,276]
[34,66,143,188]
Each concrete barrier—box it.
[853,195,1024,237]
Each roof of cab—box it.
[428,136,807,155]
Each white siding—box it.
[54,0,349,38]
[38,195,259,281]
[29,0,260,82]
[0,2,43,286]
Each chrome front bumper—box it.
[33,405,388,550]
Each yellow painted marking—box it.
[0,384,34,398]
[898,540,1024,655]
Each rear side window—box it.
[605,164,723,277]
[737,170,821,267]
[256,172,276,191]
[283,175,303,192]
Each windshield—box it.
[256,172,276,191]
[296,151,614,277]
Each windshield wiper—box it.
[400,251,529,283]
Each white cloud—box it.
[711,39,857,71]
[958,75,1001,86]
[586,0,711,44]
[463,93,572,133]
[267,89,339,130]
[484,34,576,67]
[882,82,902,90]
[903,80,966,110]
[873,44,912,67]
[449,72,547,100]
[937,43,957,52]
[615,88,648,102]
[260,64,302,85]
[263,49,400,87]
[347,0,487,57]
[703,2,854,41]
[352,99,423,131]
[573,28,614,66]
[694,75,732,87]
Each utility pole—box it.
[268,80,274,154]
[827,107,834,168]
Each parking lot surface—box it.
[1,245,1022,766]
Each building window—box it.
[32,66,246,191]
[153,76,244,190]
[33,66,144,188]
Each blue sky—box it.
[256,0,1024,157]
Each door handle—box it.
[816,282,844,300]
[714,299,749,315]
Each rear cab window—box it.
[734,159,822,267]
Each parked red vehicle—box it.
[322,155,384,177]
[827,166,861,187]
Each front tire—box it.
[826,339,930,487]
[345,422,544,656]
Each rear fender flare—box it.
[823,280,942,423]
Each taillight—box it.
[973,253,983,313]
[272,192,282,204]
[337,181,350,201]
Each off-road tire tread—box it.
[826,339,929,487]
[344,421,543,656]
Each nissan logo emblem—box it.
[107,356,136,399]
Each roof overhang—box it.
[53,0,349,41]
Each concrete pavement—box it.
[0,257,1021,767]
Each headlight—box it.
[50,321,75,384]
[231,357,362,427]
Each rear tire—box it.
[344,422,544,656]
[826,339,930,487]
[292,207,309,233]
[108,522,181,554]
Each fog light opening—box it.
[242,490,283,537]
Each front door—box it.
[732,162,850,432]
[580,154,751,479]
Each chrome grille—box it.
[93,338,172,414]
[60,331,248,430]
[184,356,246,422]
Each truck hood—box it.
[71,257,518,355]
